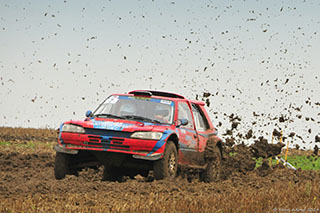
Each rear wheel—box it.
[153,141,178,180]
[54,152,70,180]
[201,145,221,182]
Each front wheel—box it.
[153,141,178,180]
[54,152,70,180]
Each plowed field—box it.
[0,127,319,212]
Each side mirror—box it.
[176,118,188,127]
[85,110,93,118]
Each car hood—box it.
[65,117,169,132]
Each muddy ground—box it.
[0,127,319,212]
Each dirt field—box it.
[0,127,319,212]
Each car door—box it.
[191,103,216,166]
[176,101,199,166]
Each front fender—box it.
[146,130,176,158]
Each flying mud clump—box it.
[219,136,285,180]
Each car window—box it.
[119,103,137,116]
[93,95,174,124]
[192,104,210,131]
[178,102,194,129]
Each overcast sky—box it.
[0,0,319,149]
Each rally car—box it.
[54,90,223,181]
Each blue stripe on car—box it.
[59,123,65,145]
[147,130,174,156]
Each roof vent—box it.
[129,90,185,99]
[130,91,152,97]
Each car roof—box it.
[112,90,205,106]
[190,100,205,106]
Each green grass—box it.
[17,141,36,149]
[0,141,11,146]
[0,141,36,149]
[255,155,320,170]
[0,140,54,154]
[285,155,320,170]
[0,141,52,149]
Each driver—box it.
[119,103,136,116]
[154,109,169,123]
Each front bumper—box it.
[55,144,163,160]
[54,144,78,154]
[57,131,165,160]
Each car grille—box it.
[85,132,130,151]
[85,128,132,138]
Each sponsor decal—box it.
[160,99,172,105]
[92,120,133,131]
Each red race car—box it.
[54,90,223,181]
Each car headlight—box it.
[61,124,85,133]
[131,132,163,140]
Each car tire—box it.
[140,170,149,178]
[201,144,221,182]
[54,152,70,180]
[153,141,178,180]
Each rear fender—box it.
[208,135,222,145]
[207,135,223,157]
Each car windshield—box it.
[93,95,175,124]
